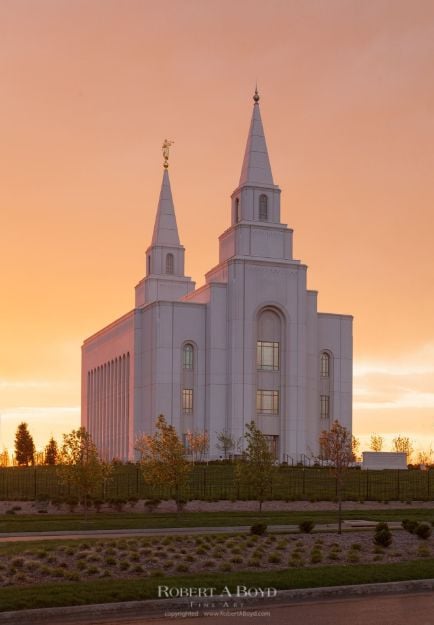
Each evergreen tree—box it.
[14,422,35,466]
[44,437,58,465]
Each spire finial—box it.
[253,85,260,104]
[162,139,174,169]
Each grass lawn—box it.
[0,508,433,533]
[1,560,434,612]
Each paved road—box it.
[4,593,434,625]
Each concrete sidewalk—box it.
[0,520,403,542]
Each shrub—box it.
[299,520,315,534]
[268,553,281,564]
[415,522,432,540]
[402,519,419,534]
[144,499,161,513]
[93,499,104,513]
[374,523,392,548]
[250,523,267,536]
[112,498,127,512]
[128,496,139,509]
[66,496,79,512]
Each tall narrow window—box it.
[166,253,174,274]
[182,389,193,414]
[320,352,330,377]
[257,341,279,370]
[259,194,268,221]
[235,197,240,222]
[320,395,330,419]
[183,344,194,369]
[264,435,279,459]
[147,255,151,275]
[256,390,279,414]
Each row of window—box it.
[182,387,330,419]
[235,194,269,222]
[182,342,331,375]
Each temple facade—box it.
[81,92,353,462]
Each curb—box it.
[1,579,434,623]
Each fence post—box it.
[397,470,400,501]
[366,470,369,500]
[136,466,140,496]
[34,468,37,499]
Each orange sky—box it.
[1,0,434,457]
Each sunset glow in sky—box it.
[1,0,434,457]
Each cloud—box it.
[354,344,434,411]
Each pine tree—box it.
[14,422,35,466]
[44,437,58,465]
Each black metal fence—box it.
[0,464,433,502]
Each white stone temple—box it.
[81,91,353,462]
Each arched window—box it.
[166,253,174,274]
[259,194,268,221]
[183,343,194,369]
[320,352,330,377]
[235,198,240,222]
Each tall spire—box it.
[239,88,274,186]
[151,168,180,246]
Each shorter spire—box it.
[253,85,260,103]
[151,168,180,246]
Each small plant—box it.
[119,561,130,571]
[231,555,243,564]
[351,543,362,551]
[105,557,116,566]
[248,557,261,567]
[417,544,430,558]
[268,553,281,564]
[203,560,216,568]
[310,550,322,564]
[144,499,161,513]
[219,562,232,572]
[415,522,432,540]
[347,550,360,563]
[250,523,267,536]
[299,520,315,534]
[176,563,189,573]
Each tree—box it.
[235,421,275,512]
[135,415,192,512]
[57,427,109,517]
[417,447,433,468]
[14,422,35,466]
[352,435,361,462]
[319,420,354,534]
[369,434,383,452]
[185,430,209,463]
[216,430,242,460]
[44,437,58,465]
[392,435,414,463]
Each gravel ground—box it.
[0,527,433,588]
[2,499,434,515]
